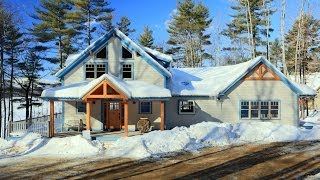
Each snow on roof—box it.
[64,53,81,67]
[292,81,317,96]
[142,47,173,62]
[41,74,171,100]
[171,56,316,97]
[308,72,320,91]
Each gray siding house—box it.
[41,29,316,137]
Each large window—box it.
[179,100,195,114]
[85,63,107,79]
[240,100,280,119]
[122,46,133,59]
[122,63,132,79]
[76,102,86,113]
[139,101,152,114]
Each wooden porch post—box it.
[49,100,54,137]
[160,101,164,131]
[124,100,128,137]
[86,101,91,130]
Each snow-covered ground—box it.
[1,111,320,162]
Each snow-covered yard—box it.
[1,111,320,161]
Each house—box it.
[41,29,316,137]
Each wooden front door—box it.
[106,102,122,130]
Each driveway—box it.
[0,141,319,179]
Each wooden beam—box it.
[85,95,124,99]
[160,101,165,131]
[124,100,128,137]
[49,100,54,137]
[86,101,91,130]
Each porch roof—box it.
[41,74,171,101]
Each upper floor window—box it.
[122,63,132,79]
[85,63,107,79]
[122,46,133,59]
[178,100,195,114]
[96,47,107,59]
[240,100,280,119]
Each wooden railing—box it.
[10,113,62,137]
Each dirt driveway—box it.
[0,141,319,179]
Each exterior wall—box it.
[127,101,162,130]
[63,36,165,87]
[165,80,298,129]
[314,90,320,109]
[64,100,103,131]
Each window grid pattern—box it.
[179,100,195,114]
[85,64,95,78]
[122,64,132,79]
[85,63,107,79]
[96,64,106,77]
[240,101,280,119]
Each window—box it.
[76,102,86,113]
[122,46,133,59]
[139,101,152,114]
[122,64,132,79]
[96,47,107,59]
[109,102,120,110]
[85,64,95,78]
[96,64,106,77]
[240,101,280,119]
[179,100,195,114]
[85,63,107,79]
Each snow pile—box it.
[30,135,103,157]
[105,121,320,159]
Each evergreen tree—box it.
[222,0,275,59]
[270,38,281,65]
[116,16,135,36]
[69,0,114,45]
[30,0,76,69]
[138,26,154,48]
[286,13,320,73]
[167,0,212,67]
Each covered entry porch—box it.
[43,74,171,137]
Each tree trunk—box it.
[295,0,305,82]
[246,0,255,58]
[59,37,63,69]
[88,8,91,46]
[281,0,288,75]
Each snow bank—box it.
[105,121,320,159]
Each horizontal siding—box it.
[165,80,297,129]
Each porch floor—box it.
[54,130,142,141]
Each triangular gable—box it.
[55,29,171,79]
[82,80,127,101]
[219,57,303,96]
[244,63,281,80]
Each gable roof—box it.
[171,56,316,97]
[55,29,171,79]
[142,47,172,62]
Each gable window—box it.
[96,47,107,59]
[76,102,86,113]
[85,63,107,79]
[240,101,280,119]
[122,46,133,59]
[139,101,152,114]
[122,64,132,79]
[96,64,106,77]
[85,64,95,78]
[179,100,195,114]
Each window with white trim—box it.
[122,64,132,79]
[240,100,280,119]
[179,100,195,114]
[85,63,107,79]
[139,101,152,114]
[96,47,107,59]
[76,102,86,113]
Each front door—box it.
[106,102,122,130]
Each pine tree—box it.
[69,0,114,45]
[30,0,76,69]
[270,38,281,66]
[138,26,154,48]
[116,16,135,36]
[167,0,212,67]
[222,0,275,59]
[286,14,320,74]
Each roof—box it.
[41,74,171,100]
[171,56,316,97]
[142,47,172,62]
[55,29,171,79]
